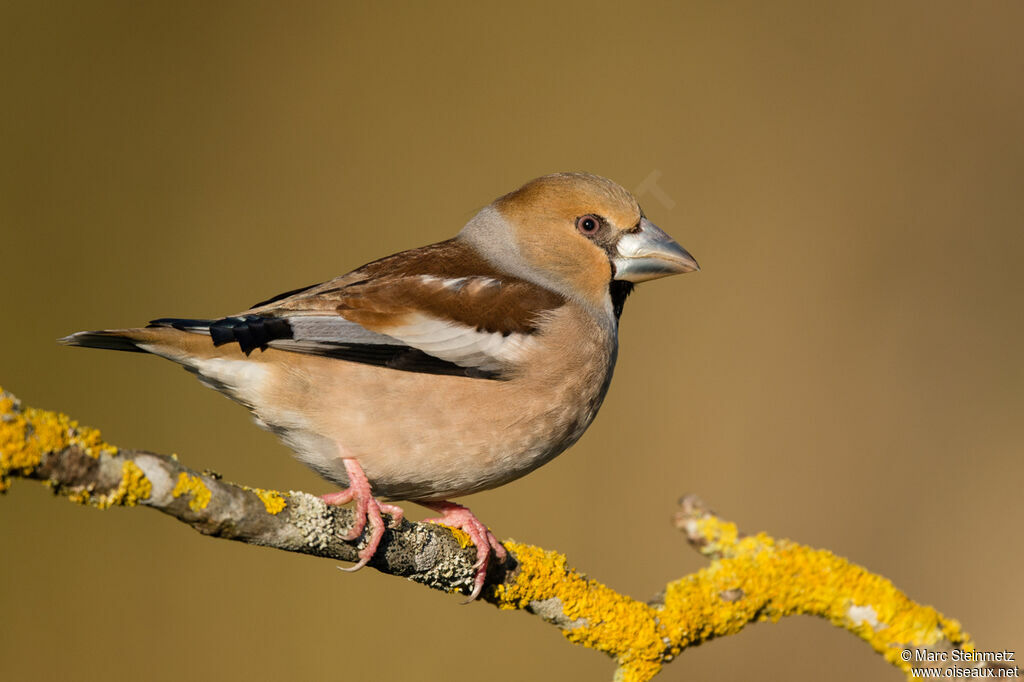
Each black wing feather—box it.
[301,343,500,380]
[249,282,322,309]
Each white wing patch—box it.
[384,312,538,372]
[417,275,501,292]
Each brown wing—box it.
[151,239,566,378]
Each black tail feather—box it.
[58,331,146,353]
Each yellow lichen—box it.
[444,525,474,549]
[172,472,211,511]
[66,488,92,505]
[692,515,740,556]
[249,487,287,515]
[495,542,666,681]
[0,388,116,491]
[92,461,152,509]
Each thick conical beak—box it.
[612,217,700,282]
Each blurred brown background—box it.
[2,1,1021,680]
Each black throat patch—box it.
[609,280,635,320]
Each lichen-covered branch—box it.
[1,387,1015,681]
[669,496,1018,680]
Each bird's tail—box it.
[58,319,214,355]
[58,330,150,353]
[59,321,273,412]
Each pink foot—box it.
[419,500,507,601]
[321,458,404,571]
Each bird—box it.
[60,172,699,599]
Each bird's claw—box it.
[420,500,506,601]
[322,458,397,571]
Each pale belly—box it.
[245,342,615,501]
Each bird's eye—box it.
[576,215,600,235]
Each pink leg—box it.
[321,458,404,572]
[419,500,507,601]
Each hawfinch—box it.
[62,172,699,598]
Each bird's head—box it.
[460,172,699,316]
